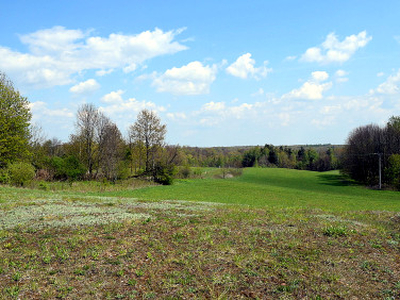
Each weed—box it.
[73,268,85,276]
[127,278,137,286]
[135,269,144,277]
[361,260,377,271]
[11,271,21,281]
[322,225,349,237]
[4,286,19,298]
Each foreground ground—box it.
[0,168,400,299]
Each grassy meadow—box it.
[106,168,400,211]
[1,168,400,299]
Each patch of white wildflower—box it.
[0,195,222,230]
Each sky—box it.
[1,1,400,147]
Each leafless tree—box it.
[99,121,123,181]
[75,103,99,179]
[342,123,385,185]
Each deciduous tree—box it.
[129,109,166,173]
[0,72,32,167]
[74,103,99,179]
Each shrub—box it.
[63,156,86,181]
[38,181,50,191]
[152,162,176,185]
[0,168,10,184]
[47,155,86,181]
[7,161,35,186]
[178,165,191,179]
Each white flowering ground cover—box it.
[0,190,220,231]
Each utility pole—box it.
[378,153,382,190]
[373,153,382,190]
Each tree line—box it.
[1,71,399,189]
[341,116,400,189]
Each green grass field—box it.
[1,168,400,299]
[104,168,400,211]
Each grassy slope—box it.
[105,168,400,211]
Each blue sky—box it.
[1,1,400,146]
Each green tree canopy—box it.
[0,72,32,167]
[129,109,166,173]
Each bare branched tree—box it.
[75,103,99,179]
[100,122,123,181]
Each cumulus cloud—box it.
[283,72,332,100]
[311,71,329,82]
[301,31,372,64]
[202,101,226,111]
[0,26,187,88]
[69,79,100,95]
[29,101,74,119]
[152,61,217,95]
[374,69,400,95]
[99,90,165,117]
[226,53,272,79]
[101,90,125,104]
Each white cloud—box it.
[320,104,342,115]
[311,116,336,128]
[195,102,256,127]
[96,69,114,76]
[152,61,217,95]
[285,55,297,61]
[284,81,332,100]
[123,63,137,73]
[335,69,349,83]
[99,91,165,118]
[374,69,400,95]
[0,26,187,88]
[311,71,329,82]
[283,72,332,100]
[19,26,87,55]
[202,101,226,111]
[29,101,74,119]
[167,112,187,120]
[101,90,125,104]
[301,31,372,64]
[69,79,100,94]
[335,70,347,77]
[229,103,254,119]
[226,53,272,79]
